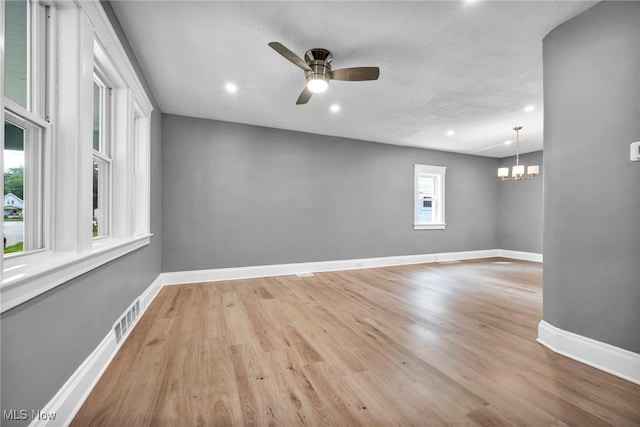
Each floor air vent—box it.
[295,272,314,277]
[114,299,141,344]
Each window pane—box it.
[5,0,29,108]
[93,157,110,237]
[417,175,434,223]
[93,159,100,237]
[93,81,101,151]
[4,122,25,254]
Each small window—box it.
[414,164,446,230]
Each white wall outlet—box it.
[631,141,640,161]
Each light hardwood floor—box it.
[72,258,640,426]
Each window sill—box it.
[414,223,446,230]
[1,234,152,313]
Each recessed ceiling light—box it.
[330,104,340,113]
[446,130,455,136]
[524,105,535,112]
[225,83,237,94]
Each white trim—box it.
[162,249,498,286]
[29,274,165,427]
[132,113,151,236]
[140,271,164,309]
[76,0,153,116]
[537,320,640,385]
[414,223,446,230]
[414,164,447,176]
[5,99,51,128]
[497,249,543,262]
[1,234,152,313]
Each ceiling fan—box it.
[268,41,380,105]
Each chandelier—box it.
[498,126,539,181]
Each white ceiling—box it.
[110,0,596,158]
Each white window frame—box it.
[2,0,50,256]
[4,108,48,251]
[1,1,153,313]
[414,164,446,230]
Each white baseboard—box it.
[140,273,165,309]
[537,320,640,385]
[497,249,543,262]
[162,249,500,286]
[30,274,165,427]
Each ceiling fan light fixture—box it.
[306,76,329,93]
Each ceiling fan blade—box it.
[268,42,312,72]
[296,87,313,105]
[330,67,380,81]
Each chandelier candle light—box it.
[498,126,540,181]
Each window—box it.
[3,0,48,256]
[414,164,446,230]
[92,77,112,238]
[1,1,153,313]
[4,114,44,254]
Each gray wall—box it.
[162,115,499,272]
[543,1,640,352]
[0,3,163,426]
[497,150,544,253]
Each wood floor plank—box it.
[72,259,640,426]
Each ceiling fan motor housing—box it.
[304,48,332,88]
